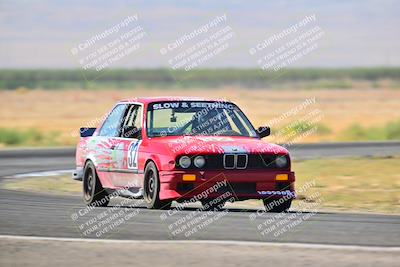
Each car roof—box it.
[118,96,229,104]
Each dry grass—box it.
[0,88,399,145]
[292,156,400,214]
[2,174,81,195]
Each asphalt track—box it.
[0,142,399,266]
[0,188,399,246]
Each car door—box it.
[94,104,128,186]
[108,104,143,189]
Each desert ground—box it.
[0,88,399,146]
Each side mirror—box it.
[122,126,141,139]
[257,126,270,138]
[80,127,96,137]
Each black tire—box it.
[263,198,292,213]
[143,162,171,209]
[83,161,109,207]
[201,199,226,211]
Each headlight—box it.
[193,156,206,168]
[179,156,191,168]
[275,156,288,168]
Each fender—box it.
[144,153,163,171]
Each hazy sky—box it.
[0,0,399,68]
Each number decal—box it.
[127,140,141,169]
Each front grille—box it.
[177,182,257,195]
[236,154,248,169]
[223,154,235,169]
[222,154,248,169]
[276,182,290,191]
[217,182,257,194]
[177,183,194,192]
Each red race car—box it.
[73,97,295,212]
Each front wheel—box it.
[143,162,171,209]
[263,198,291,213]
[83,161,109,207]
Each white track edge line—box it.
[0,235,399,252]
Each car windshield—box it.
[147,101,258,137]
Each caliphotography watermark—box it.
[70,182,144,238]
[249,96,323,155]
[249,179,324,238]
[160,14,235,73]
[70,14,147,75]
[159,175,235,238]
[249,14,325,72]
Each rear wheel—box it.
[83,161,109,207]
[143,162,171,209]
[263,198,291,213]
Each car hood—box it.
[148,136,289,156]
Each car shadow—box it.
[108,202,333,215]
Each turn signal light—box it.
[276,174,288,181]
[182,174,196,181]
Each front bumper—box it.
[158,169,295,201]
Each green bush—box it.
[340,121,400,141]
[386,121,400,139]
[0,128,60,146]
[0,128,25,145]
[316,124,332,135]
[0,68,399,89]
[284,121,331,135]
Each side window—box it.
[123,105,142,129]
[99,104,126,137]
[133,105,142,129]
[121,104,143,139]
